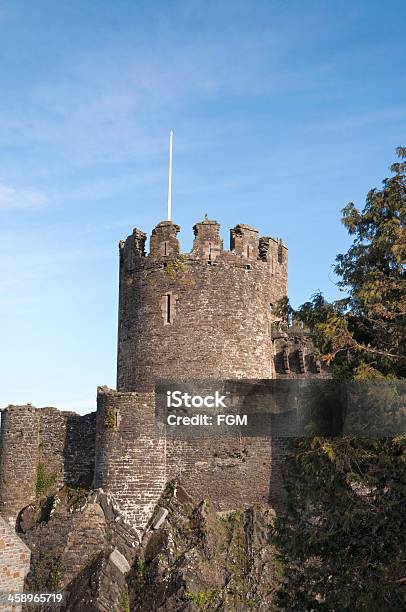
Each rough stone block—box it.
[151,507,168,530]
[108,547,130,574]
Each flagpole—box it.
[167,130,173,221]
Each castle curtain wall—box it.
[0,407,96,523]
[0,407,40,522]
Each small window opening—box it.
[208,242,212,260]
[166,294,171,324]
[164,241,168,256]
[246,245,250,258]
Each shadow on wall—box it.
[239,379,347,511]
[63,413,97,489]
[237,380,290,510]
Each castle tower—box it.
[0,406,40,522]
[117,217,288,391]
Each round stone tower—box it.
[117,216,288,391]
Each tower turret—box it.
[117,218,288,391]
[230,223,259,260]
[149,220,180,258]
[192,214,223,260]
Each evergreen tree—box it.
[298,146,406,379]
[274,148,406,611]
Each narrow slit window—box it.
[161,292,175,324]
[164,241,168,256]
[247,245,250,258]
[278,241,283,264]
[208,242,212,260]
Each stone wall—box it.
[94,387,166,531]
[117,219,288,392]
[94,386,290,530]
[39,408,96,489]
[0,406,96,523]
[272,326,331,379]
[166,437,275,509]
[0,516,30,610]
[0,406,40,523]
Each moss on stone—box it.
[133,556,146,576]
[47,561,63,591]
[118,584,130,612]
[164,256,192,284]
[36,462,58,497]
[183,589,221,610]
[104,407,117,429]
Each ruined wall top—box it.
[119,217,287,265]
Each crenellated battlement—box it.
[1,404,38,414]
[119,217,288,268]
[272,327,329,378]
[192,215,223,260]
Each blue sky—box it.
[0,0,405,413]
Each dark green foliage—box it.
[273,437,406,611]
[273,148,406,610]
[273,295,295,327]
[47,561,63,591]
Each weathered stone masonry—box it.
[0,407,96,523]
[117,218,288,392]
[0,407,40,525]
[0,516,30,610]
[94,385,288,527]
[93,218,326,528]
[94,387,166,530]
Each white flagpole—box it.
[167,130,173,221]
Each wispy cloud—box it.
[0,242,108,302]
[306,107,406,133]
[0,182,47,210]
[0,29,313,171]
